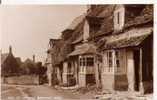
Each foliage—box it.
[20,61,47,76]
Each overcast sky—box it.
[1,5,87,63]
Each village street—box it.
[1,4,154,100]
[1,84,95,100]
[1,84,153,100]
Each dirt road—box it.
[1,84,94,100]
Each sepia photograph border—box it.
[0,0,157,100]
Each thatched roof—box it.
[68,43,96,57]
[71,35,83,44]
[98,27,153,51]
[59,18,85,62]
[48,5,153,66]
[88,5,153,39]
[87,5,116,38]
[87,5,114,17]
[71,5,153,50]
[66,14,85,30]
[69,4,153,52]
[102,34,150,50]
[61,14,85,41]
[125,5,153,29]
[47,16,85,66]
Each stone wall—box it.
[2,75,39,85]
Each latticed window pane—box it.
[87,57,94,66]
[115,51,120,68]
[83,58,86,66]
[108,51,112,67]
[109,52,112,58]
[109,59,112,67]
[80,58,82,66]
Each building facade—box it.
[98,5,153,93]
[46,4,153,94]
[1,46,20,77]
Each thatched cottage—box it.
[46,5,153,94]
[97,5,153,94]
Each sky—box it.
[1,5,87,63]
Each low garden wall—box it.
[2,75,39,85]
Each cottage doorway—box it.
[133,50,140,91]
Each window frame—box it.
[114,5,125,31]
[115,51,120,68]
[79,56,94,73]
[107,51,113,68]
[86,57,94,66]
[117,12,120,25]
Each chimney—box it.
[83,20,89,42]
[33,55,35,63]
[9,45,12,53]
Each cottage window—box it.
[80,58,83,66]
[67,63,72,73]
[87,57,94,66]
[79,57,85,72]
[80,57,94,66]
[108,51,113,68]
[104,50,122,73]
[104,51,114,72]
[114,5,125,31]
[83,58,86,66]
[79,56,94,73]
[69,66,72,73]
[115,51,120,68]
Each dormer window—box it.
[114,5,125,31]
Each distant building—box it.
[1,46,20,77]
[20,55,38,75]
[15,57,22,66]
[46,39,62,86]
